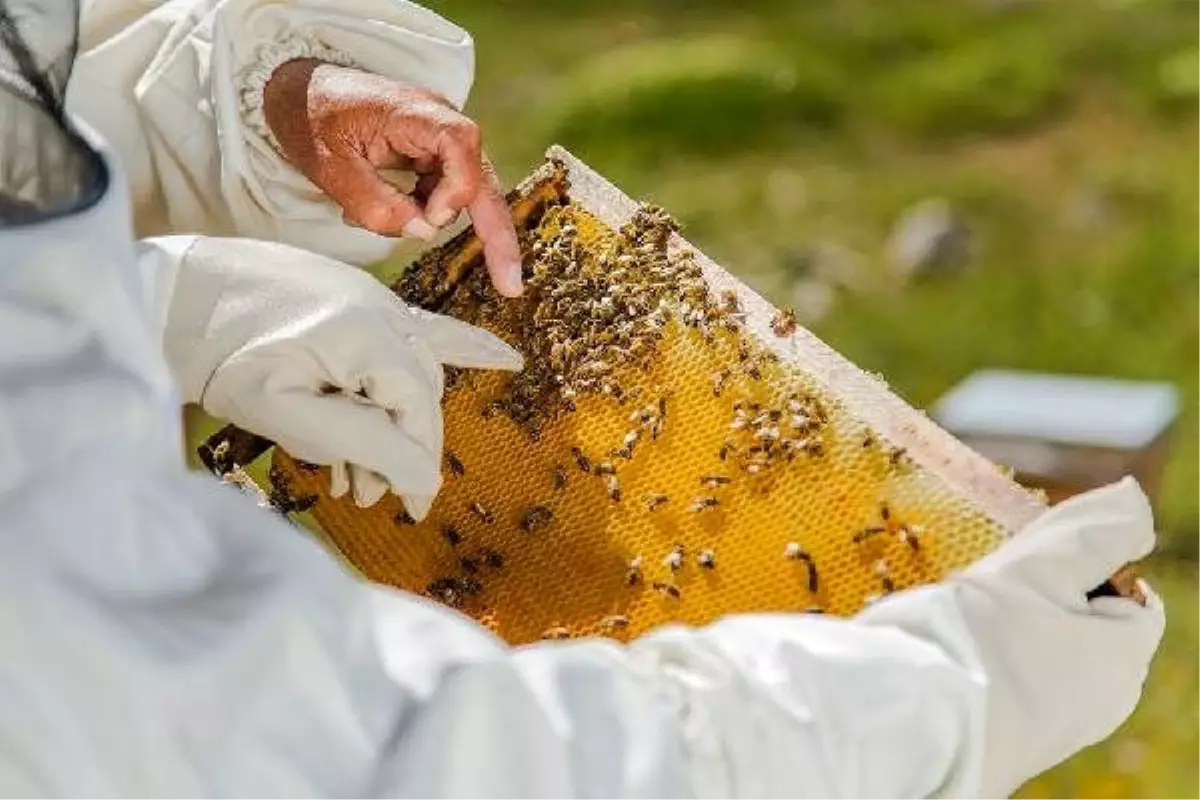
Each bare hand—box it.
[263,58,523,297]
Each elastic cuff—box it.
[238,32,358,151]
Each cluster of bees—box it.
[720,392,830,476]
[437,202,702,441]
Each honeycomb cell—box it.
[272,186,1036,647]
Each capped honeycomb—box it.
[260,146,1050,646]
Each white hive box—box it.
[932,369,1180,506]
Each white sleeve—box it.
[7,510,990,798]
[133,235,198,341]
[68,0,474,266]
[364,600,988,798]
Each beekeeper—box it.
[1,0,1164,796]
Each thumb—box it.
[325,157,438,241]
[1013,477,1156,595]
[402,306,524,371]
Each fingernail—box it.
[403,218,438,241]
[427,207,456,227]
[499,265,524,297]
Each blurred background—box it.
[419,0,1197,796]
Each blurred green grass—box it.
[417,0,1197,795]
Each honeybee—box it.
[697,549,716,569]
[664,545,685,572]
[426,577,462,608]
[689,496,720,512]
[605,474,622,502]
[625,556,644,586]
[615,430,639,459]
[645,493,670,512]
[652,581,681,600]
[481,400,504,420]
[541,627,571,640]
[445,451,465,478]
[571,446,592,473]
[520,505,554,533]
[600,614,630,631]
[700,474,731,488]
[770,307,798,337]
[898,524,923,553]
[553,464,568,491]
[470,502,495,525]
[853,525,887,544]
[711,369,730,397]
[784,544,819,592]
[874,560,896,594]
[441,524,463,547]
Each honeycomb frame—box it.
[206,146,1069,645]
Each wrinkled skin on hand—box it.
[263,58,523,297]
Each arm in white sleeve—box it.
[356,480,1167,799]
[6,504,988,798]
[133,234,197,341]
[68,0,474,265]
[363,606,987,798]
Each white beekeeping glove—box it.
[155,236,522,517]
[859,477,1165,797]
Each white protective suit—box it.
[0,1,1165,797]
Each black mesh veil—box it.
[0,0,106,225]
